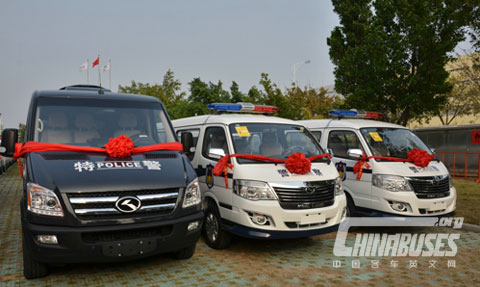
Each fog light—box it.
[390,201,410,212]
[252,213,268,225]
[187,221,200,231]
[36,235,58,244]
[341,207,347,219]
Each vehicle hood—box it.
[232,162,339,183]
[27,151,187,193]
[371,160,449,177]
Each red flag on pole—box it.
[92,56,100,68]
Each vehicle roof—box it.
[33,89,160,103]
[172,113,299,127]
[414,123,480,132]
[298,118,406,129]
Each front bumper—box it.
[222,220,340,239]
[22,211,203,264]
[220,193,347,237]
[370,186,457,216]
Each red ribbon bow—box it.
[213,152,331,188]
[353,148,436,180]
[13,135,183,178]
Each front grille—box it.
[40,152,90,161]
[408,176,450,199]
[67,188,180,220]
[82,225,173,243]
[273,180,335,210]
[143,152,178,159]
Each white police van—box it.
[172,103,346,249]
[299,110,456,217]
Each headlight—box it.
[183,178,201,208]
[233,180,276,201]
[335,177,343,196]
[27,183,63,217]
[448,174,453,189]
[372,174,413,192]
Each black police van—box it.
[0,85,203,279]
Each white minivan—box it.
[172,103,347,249]
[299,110,456,217]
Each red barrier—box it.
[437,151,480,183]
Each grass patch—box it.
[453,178,480,225]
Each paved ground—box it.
[1,165,480,286]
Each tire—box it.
[22,234,49,279]
[172,244,196,260]
[202,201,231,249]
[345,193,357,217]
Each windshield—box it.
[228,123,324,164]
[34,98,176,147]
[360,127,432,158]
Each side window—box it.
[311,131,322,143]
[202,127,229,161]
[176,129,200,160]
[328,130,364,159]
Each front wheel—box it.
[345,193,357,217]
[202,203,231,249]
[172,244,196,260]
[22,234,49,279]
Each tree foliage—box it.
[119,70,342,121]
[436,53,480,125]
[118,70,188,119]
[328,0,471,126]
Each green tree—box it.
[328,0,471,126]
[229,81,244,103]
[118,70,188,119]
[244,86,264,104]
[468,0,480,52]
[258,73,290,118]
[18,123,26,142]
[187,78,231,115]
[284,85,343,120]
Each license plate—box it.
[102,238,157,257]
[431,200,447,211]
[300,213,326,225]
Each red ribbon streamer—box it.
[12,135,183,178]
[353,148,436,180]
[213,152,331,188]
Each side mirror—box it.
[180,132,194,154]
[347,148,363,159]
[326,148,334,157]
[208,148,225,159]
[1,129,19,157]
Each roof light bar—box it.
[208,102,278,114]
[328,109,383,118]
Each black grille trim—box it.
[408,176,450,199]
[67,188,179,220]
[82,225,173,243]
[273,180,335,210]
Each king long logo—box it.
[335,161,347,181]
[206,164,214,189]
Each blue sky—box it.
[0,0,472,128]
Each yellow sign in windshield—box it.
[369,132,383,142]
[235,126,251,137]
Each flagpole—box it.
[87,59,89,84]
[109,59,112,90]
[98,65,101,87]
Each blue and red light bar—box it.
[208,102,279,113]
[328,109,383,118]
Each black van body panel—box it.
[19,88,202,264]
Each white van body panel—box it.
[299,118,456,216]
[173,114,347,235]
